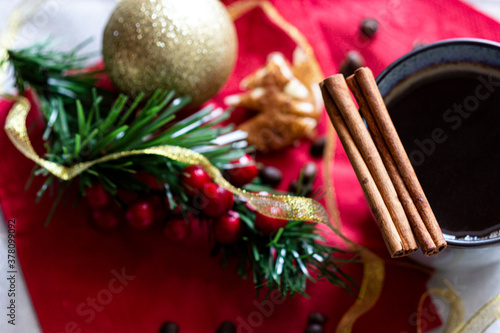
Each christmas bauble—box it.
[102,0,237,107]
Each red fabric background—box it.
[1,0,500,332]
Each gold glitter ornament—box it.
[102,0,237,107]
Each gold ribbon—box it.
[417,283,500,333]
[400,259,500,333]
[456,294,500,333]
[4,94,329,223]
[335,247,385,333]
[227,0,323,82]
[0,0,331,225]
[418,288,465,333]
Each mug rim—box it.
[375,38,500,248]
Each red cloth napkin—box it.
[1,0,500,332]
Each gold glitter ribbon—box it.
[0,0,331,225]
[3,94,329,223]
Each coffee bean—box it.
[302,162,317,182]
[361,18,379,38]
[339,51,365,77]
[310,136,326,158]
[216,320,236,333]
[259,166,283,187]
[304,323,324,333]
[159,321,179,333]
[308,312,328,325]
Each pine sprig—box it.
[6,41,249,220]
[5,38,101,100]
[221,191,359,298]
[4,41,358,298]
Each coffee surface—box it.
[387,66,500,238]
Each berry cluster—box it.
[85,155,288,244]
[86,182,191,241]
[180,155,287,243]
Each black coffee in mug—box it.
[385,64,500,238]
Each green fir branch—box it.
[4,40,358,298]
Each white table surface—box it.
[0,1,499,332]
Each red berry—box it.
[255,210,288,235]
[163,218,191,241]
[214,210,242,244]
[200,183,234,217]
[225,155,258,187]
[91,208,123,230]
[181,165,212,197]
[86,183,110,209]
[126,200,156,230]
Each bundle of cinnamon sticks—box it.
[320,67,446,258]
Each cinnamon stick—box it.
[354,67,447,254]
[323,76,417,254]
[320,83,405,257]
[346,74,437,255]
